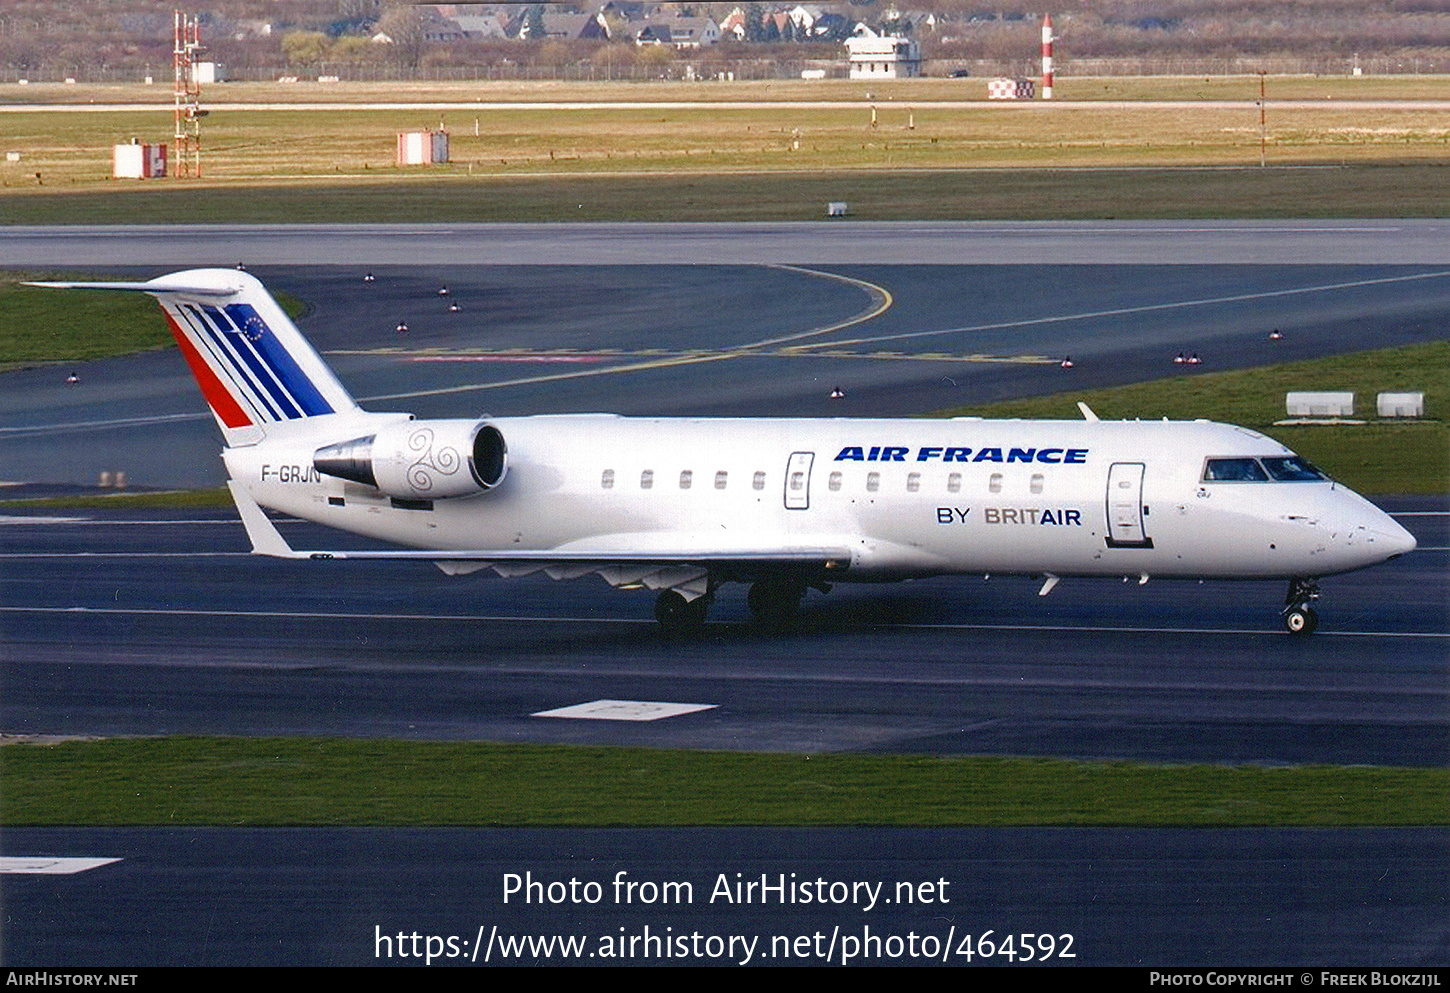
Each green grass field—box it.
[4,164,1450,224]
[3,737,1445,827]
[2,74,1449,222]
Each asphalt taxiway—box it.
[2,502,1444,762]
[6,826,1447,966]
[5,260,1450,488]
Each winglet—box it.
[1077,401,1100,422]
[227,481,299,558]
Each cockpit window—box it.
[1202,458,1269,482]
[1260,456,1327,481]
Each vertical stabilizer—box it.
[29,269,358,447]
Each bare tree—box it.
[375,1,426,71]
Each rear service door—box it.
[784,452,814,510]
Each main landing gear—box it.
[747,577,807,628]
[655,589,710,634]
[1282,577,1320,636]
[653,576,825,634]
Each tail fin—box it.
[28,268,358,446]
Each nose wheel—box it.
[1282,578,1320,636]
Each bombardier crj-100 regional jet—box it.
[37,269,1416,635]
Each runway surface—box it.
[5,826,1447,966]
[8,220,1450,265]
[5,260,1450,488]
[2,502,1444,762]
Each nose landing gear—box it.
[1282,577,1320,636]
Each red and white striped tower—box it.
[1041,14,1055,99]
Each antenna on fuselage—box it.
[1077,401,1100,422]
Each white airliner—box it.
[36,268,1416,635]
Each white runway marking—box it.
[1,857,121,875]
[1,605,1444,639]
[533,699,717,722]
[0,411,206,438]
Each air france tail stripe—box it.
[172,303,273,422]
[225,303,334,416]
[199,305,303,420]
[179,304,282,422]
[161,310,254,429]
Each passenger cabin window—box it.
[866,472,880,493]
[988,473,1003,494]
[680,470,693,490]
[906,472,921,493]
[947,473,962,494]
[1030,473,1044,495]
[640,469,654,490]
[714,470,728,490]
[753,471,766,491]
[828,471,842,491]
[601,469,615,489]
[1203,458,1269,482]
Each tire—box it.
[747,579,804,628]
[1283,605,1318,636]
[655,590,707,633]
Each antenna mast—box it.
[173,10,203,178]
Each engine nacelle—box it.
[313,419,507,499]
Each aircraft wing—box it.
[228,483,851,576]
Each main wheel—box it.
[655,590,708,633]
[747,578,805,628]
[1283,605,1318,636]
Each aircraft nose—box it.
[1376,517,1417,559]
[1353,511,1417,563]
[1322,501,1417,567]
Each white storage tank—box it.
[1285,391,1355,417]
[1376,392,1425,418]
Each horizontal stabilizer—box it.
[23,280,238,297]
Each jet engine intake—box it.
[314,420,507,499]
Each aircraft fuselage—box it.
[227,413,1414,584]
